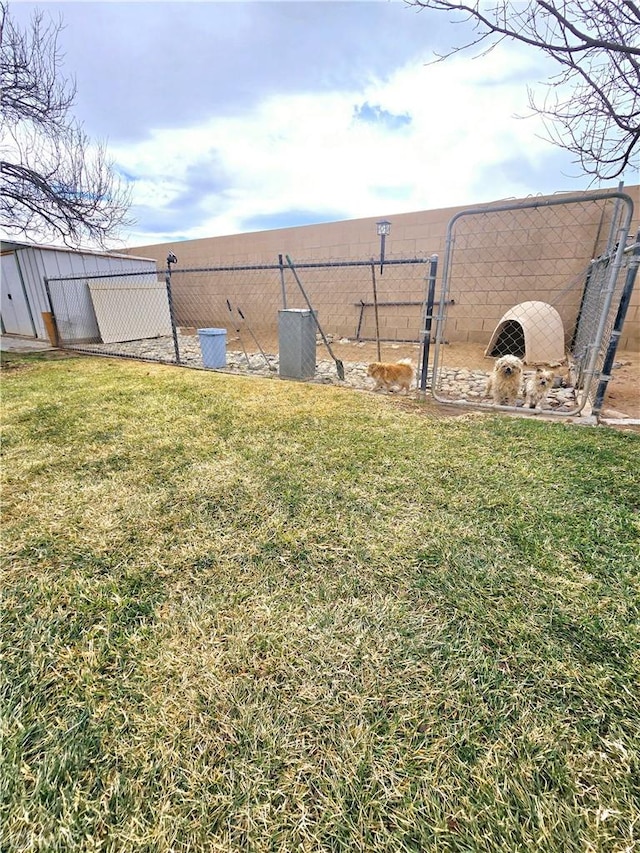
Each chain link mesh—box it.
[44,192,635,417]
[46,258,431,377]
[431,193,635,416]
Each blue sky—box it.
[7,0,639,248]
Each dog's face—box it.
[531,368,553,389]
[525,367,555,408]
[487,355,524,405]
[495,355,524,378]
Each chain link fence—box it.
[44,190,637,417]
[45,257,433,386]
[430,191,637,416]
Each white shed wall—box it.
[1,243,156,341]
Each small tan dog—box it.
[486,355,524,405]
[524,368,554,410]
[367,358,413,393]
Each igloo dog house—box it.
[485,301,565,365]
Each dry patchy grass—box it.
[1,356,639,852]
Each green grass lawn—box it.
[1,353,639,852]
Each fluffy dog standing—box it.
[367,358,413,393]
[486,355,524,405]
[524,368,554,410]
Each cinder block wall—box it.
[126,186,640,352]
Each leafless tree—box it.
[0,2,132,247]
[407,0,640,180]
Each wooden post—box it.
[41,312,59,346]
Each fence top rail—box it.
[178,257,431,275]
[437,188,636,310]
[45,268,159,283]
[44,256,431,283]
[445,189,635,239]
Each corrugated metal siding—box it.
[1,253,35,335]
[13,249,51,338]
[5,247,157,340]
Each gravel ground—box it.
[67,333,584,414]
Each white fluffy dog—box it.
[486,355,524,406]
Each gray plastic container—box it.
[278,309,316,380]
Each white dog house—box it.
[485,301,566,364]
[1,239,157,342]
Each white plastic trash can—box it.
[198,328,226,368]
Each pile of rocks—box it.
[73,334,579,412]
[433,366,578,411]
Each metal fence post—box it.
[592,231,640,416]
[579,222,631,410]
[419,254,438,391]
[370,262,382,361]
[165,259,181,364]
[279,254,287,309]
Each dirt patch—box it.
[1,350,79,371]
[440,344,638,420]
[596,355,640,419]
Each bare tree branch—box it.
[407,0,640,179]
[0,1,132,247]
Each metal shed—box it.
[0,239,156,342]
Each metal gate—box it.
[430,191,637,417]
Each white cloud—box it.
[114,41,574,244]
[8,1,635,248]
